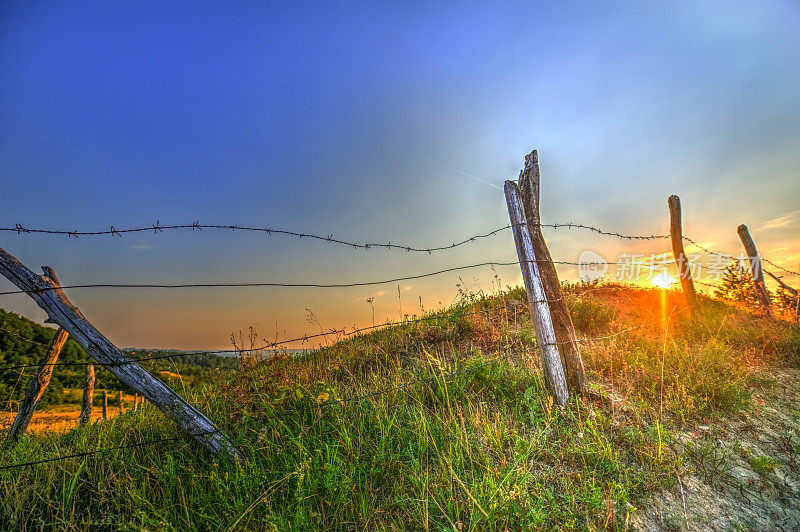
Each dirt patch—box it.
[632,367,800,530]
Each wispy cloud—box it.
[356,289,386,302]
[760,211,798,231]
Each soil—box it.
[632,367,800,531]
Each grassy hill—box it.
[1,283,798,530]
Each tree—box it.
[714,261,763,307]
[775,286,799,315]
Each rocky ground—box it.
[633,367,800,531]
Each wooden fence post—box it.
[6,325,69,442]
[764,269,799,319]
[737,224,772,314]
[79,364,94,425]
[135,393,140,410]
[0,245,242,462]
[505,180,569,407]
[119,390,124,411]
[667,195,697,306]
[102,390,108,420]
[793,262,800,319]
[518,150,587,395]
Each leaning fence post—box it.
[794,262,800,320]
[102,390,108,420]
[518,150,587,395]
[0,245,242,462]
[667,195,697,306]
[505,180,569,407]
[7,322,69,442]
[79,365,95,425]
[764,269,799,320]
[737,224,772,314]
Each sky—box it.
[1,1,798,350]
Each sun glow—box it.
[652,272,675,289]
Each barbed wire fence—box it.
[0,181,797,470]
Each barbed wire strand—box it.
[0,259,621,297]
[682,236,798,277]
[1,220,673,246]
[2,222,513,253]
[3,219,793,274]
[0,434,193,471]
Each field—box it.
[1,391,138,434]
[1,283,799,530]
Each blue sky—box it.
[1,1,798,349]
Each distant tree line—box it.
[0,308,237,409]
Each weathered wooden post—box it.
[6,324,69,442]
[667,195,697,306]
[0,245,242,462]
[505,179,569,407]
[737,224,772,314]
[102,389,108,420]
[118,390,124,411]
[79,364,95,425]
[794,262,799,319]
[518,150,587,395]
[134,393,140,410]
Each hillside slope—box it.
[1,283,798,530]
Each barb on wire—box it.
[681,236,736,260]
[693,279,719,289]
[762,257,799,277]
[540,223,668,241]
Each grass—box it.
[748,455,779,474]
[1,283,798,530]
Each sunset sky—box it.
[1,1,798,350]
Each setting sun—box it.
[652,272,676,289]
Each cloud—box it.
[760,211,798,231]
[130,243,150,252]
[355,289,386,302]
